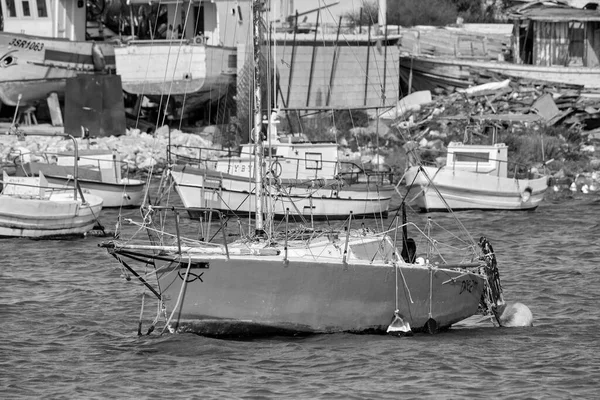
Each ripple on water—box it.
[1,195,600,398]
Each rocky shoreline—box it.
[0,125,213,176]
[2,93,599,197]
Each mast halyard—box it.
[253,0,265,235]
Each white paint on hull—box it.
[0,33,115,105]
[152,237,486,334]
[115,43,235,99]
[44,176,145,208]
[405,166,548,211]
[171,167,394,218]
[0,192,103,237]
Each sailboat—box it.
[100,0,506,337]
[169,122,396,220]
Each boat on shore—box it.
[100,0,508,338]
[114,0,249,121]
[17,150,145,208]
[0,130,104,238]
[404,139,548,212]
[0,1,115,107]
[400,4,600,92]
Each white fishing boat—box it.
[0,130,104,238]
[0,0,115,106]
[404,141,549,212]
[19,150,146,208]
[170,132,395,220]
[100,0,508,338]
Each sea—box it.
[1,187,599,399]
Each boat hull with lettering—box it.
[106,233,487,336]
[171,164,394,219]
[0,33,115,106]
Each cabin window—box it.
[568,22,585,66]
[194,5,205,35]
[35,0,47,17]
[305,152,322,170]
[454,152,489,163]
[21,0,31,16]
[6,0,17,17]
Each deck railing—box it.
[167,144,394,185]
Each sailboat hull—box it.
[405,166,548,212]
[171,166,394,219]
[157,255,485,336]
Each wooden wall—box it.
[531,20,600,67]
[274,40,401,109]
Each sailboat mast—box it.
[253,0,265,234]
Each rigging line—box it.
[133,0,166,130]
[153,0,183,128]
[159,0,194,128]
[385,163,422,231]
[214,0,238,128]
[161,255,192,334]
[418,166,477,248]
[320,1,389,100]
[430,220,474,247]
[355,1,385,98]
[177,3,205,131]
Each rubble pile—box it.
[384,77,600,189]
[0,125,217,175]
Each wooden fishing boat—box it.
[18,150,145,208]
[400,5,600,91]
[100,0,508,338]
[170,136,395,220]
[0,1,115,106]
[404,141,548,212]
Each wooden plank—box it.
[47,92,63,127]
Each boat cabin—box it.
[2,170,48,199]
[218,140,340,180]
[53,150,124,184]
[446,142,508,178]
[1,0,87,41]
[509,5,600,67]
[126,0,250,47]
